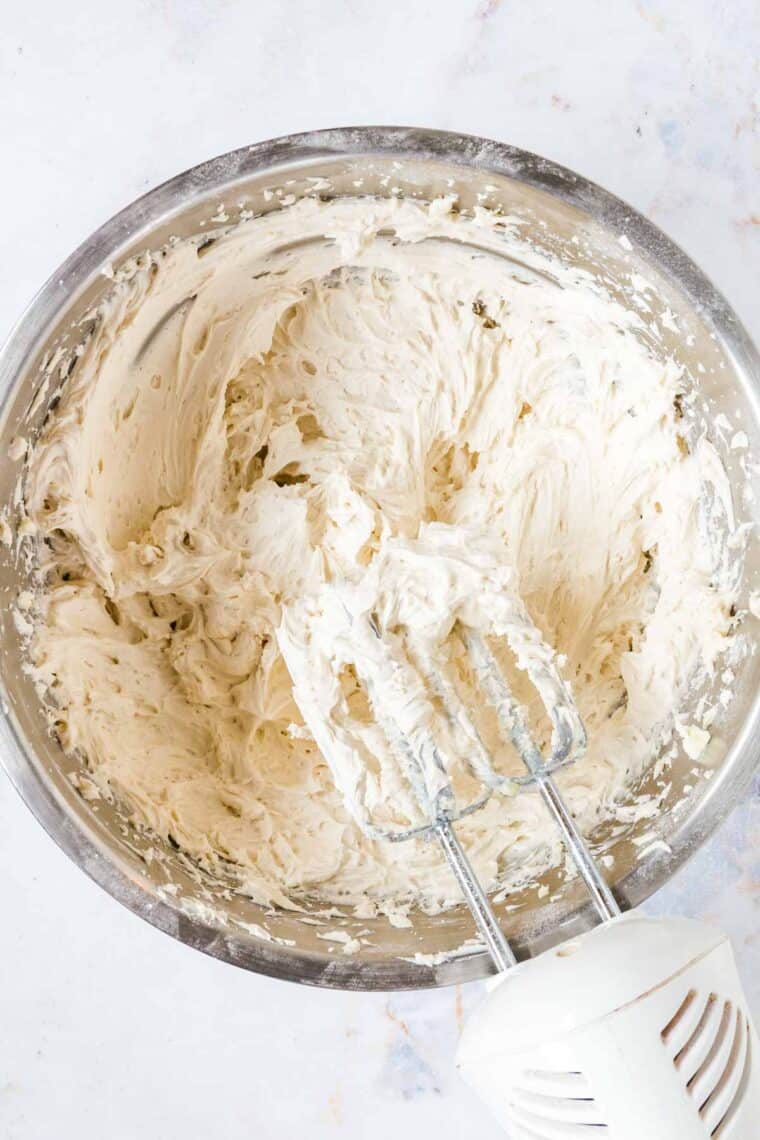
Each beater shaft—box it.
[435,818,516,972]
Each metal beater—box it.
[341,612,620,971]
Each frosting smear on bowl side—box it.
[22,196,739,914]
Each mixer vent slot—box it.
[507,1068,608,1138]
[661,989,753,1135]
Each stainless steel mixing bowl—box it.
[0,127,758,990]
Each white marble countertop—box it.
[1,2,758,1136]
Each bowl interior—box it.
[0,133,758,989]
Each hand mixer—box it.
[282,601,760,1139]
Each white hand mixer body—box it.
[457,913,759,1139]
[278,570,759,1139]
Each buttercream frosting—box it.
[23,195,738,913]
